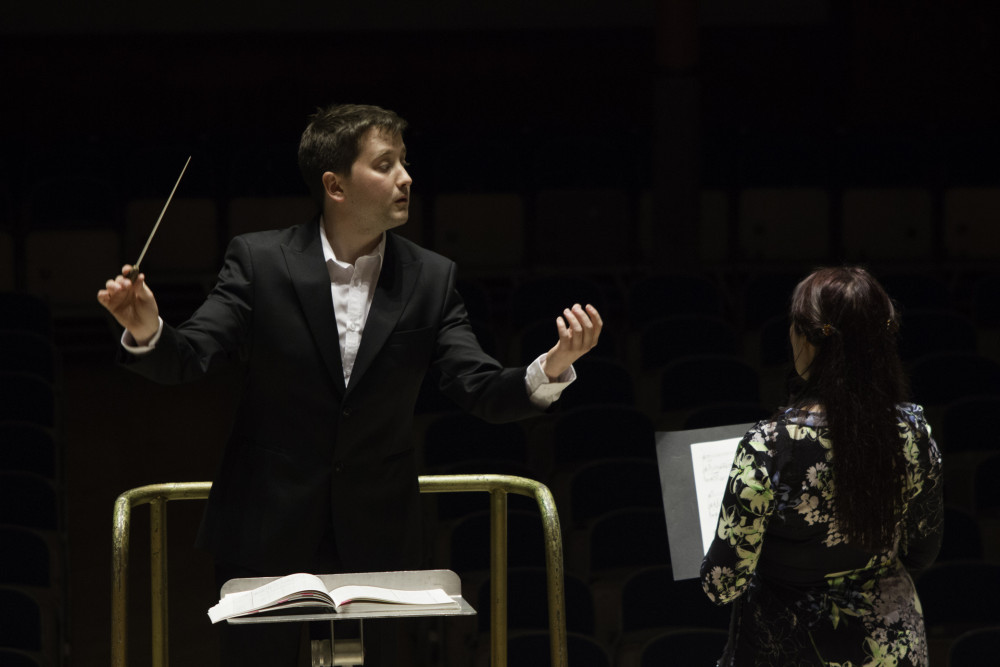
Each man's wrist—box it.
[541,355,568,381]
[122,317,164,352]
[129,327,158,346]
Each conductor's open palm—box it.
[543,304,603,380]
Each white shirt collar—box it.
[318,217,386,269]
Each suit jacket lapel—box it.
[347,233,422,393]
[282,220,347,394]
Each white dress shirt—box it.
[321,223,383,384]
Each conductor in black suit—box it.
[97,103,602,666]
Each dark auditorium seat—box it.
[0,293,52,339]
[0,422,58,480]
[506,275,608,332]
[0,472,59,532]
[916,560,1000,635]
[0,648,46,667]
[619,566,730,633]
[949,626,1000,667]
[937,506,985,563]
[0,589,43,653]
[549,405,656,474]
[0,332,56,382]
[586,507,671,576]
[504,631,612,667]
[421,413,529,472]
[658,354,761,413]
[682,403,770,430]
[634,627,729,667]
[897,308,977,362]
[445,509,547,574]
[0,374,55,429]
[625,273,727,331]
[909,352,1000,408]
[554,357,636,410]
[475,567,596,636]
[558,458,664,529]
[0,527,54,588]
[939,395,1000,454]
[634,315,740,370]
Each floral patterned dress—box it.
[700,404,944,667]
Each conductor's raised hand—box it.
[542,304,603,380]
[96,265,160,345]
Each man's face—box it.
[335,128,412,234]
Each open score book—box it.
[208,572,460,623]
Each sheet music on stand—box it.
[655,423,754,581]
[218,569,473,666]
[219,569,475,623]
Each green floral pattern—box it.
[701,404,943,667]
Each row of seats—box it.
[0,295,67,667]
[2,184,1000,295]
[432,560,1000,666]
[420,436,999,568]
[454,626,1000,667]
[426,465,998,569]
[423,346,1000,425]
[2,223,997,321]
[5,227,1000,378]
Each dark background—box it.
[2,1,1000,666]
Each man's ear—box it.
[322,171,345,202]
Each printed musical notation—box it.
[690,437,743,554]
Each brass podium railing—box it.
[111,475,567,667]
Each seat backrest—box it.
[737,187,831,261]
[943,187,1000,260]
[840,188,933,261]
[432,192,525,269]
[638,628,729,667]
[621,566,730,631]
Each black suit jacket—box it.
[124,220,539,573]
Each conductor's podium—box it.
[111,475,568,667]
[222,569,474,666]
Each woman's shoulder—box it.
[742,407,824,446]
[895,402,934,437]
[775,405,827,430]
[895,402,929,428]
[896,402,927,421]
[744,407,831,457]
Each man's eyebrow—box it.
[372,147,404,161]
[372,146,406,162]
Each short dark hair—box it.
[297,103,408,207]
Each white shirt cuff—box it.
[121,318,164,354]
[525,354,576,408]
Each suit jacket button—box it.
[342,406,352,418]
[334,463,344,473]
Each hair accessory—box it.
[822,323,833,337]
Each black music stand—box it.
[655,423,753,580]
